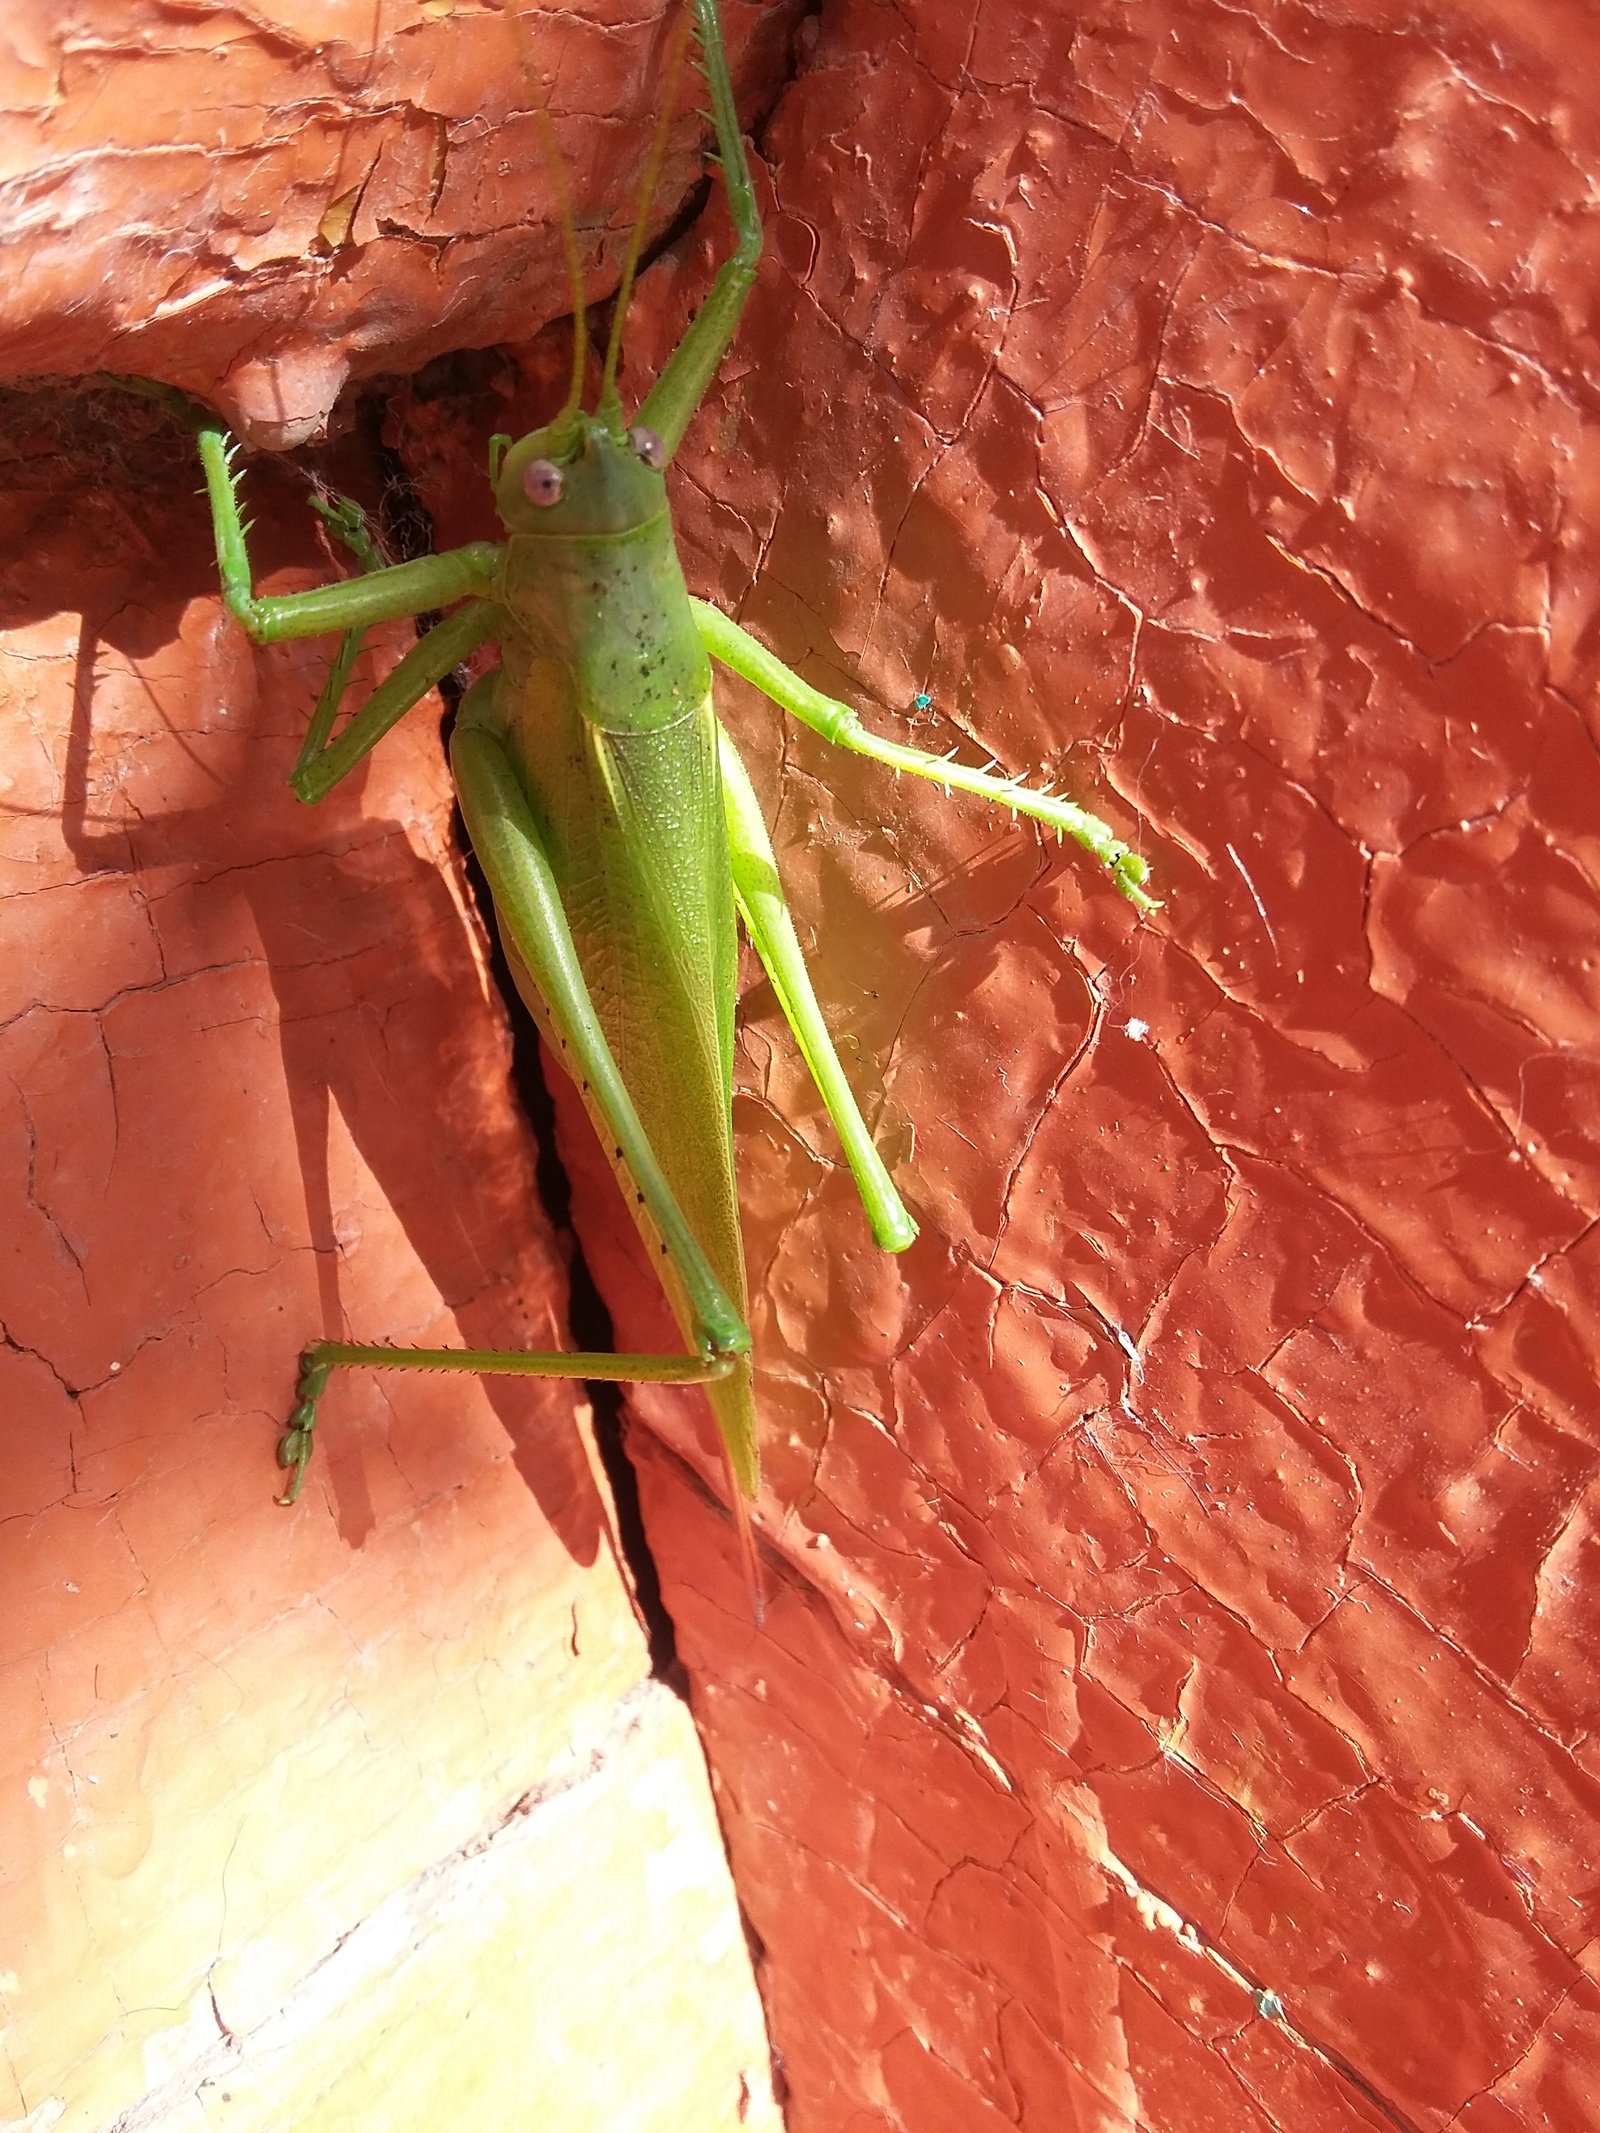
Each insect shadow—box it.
[25,390,613,1570]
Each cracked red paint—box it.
[600,2,1599,2128]
[4,0,1599,2128]
[0,0,799,446]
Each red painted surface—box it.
[0,0,797,445]
[5,0,1599,2128]
[602,2,1600,2125]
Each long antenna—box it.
[497,0,588,422]
[598,0,696,410]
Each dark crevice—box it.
[358,386,438,572]
[447,818,682,1684]
[638,173,716,288]
[738,1884,790,2109]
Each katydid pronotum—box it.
[123,0,1154,1579]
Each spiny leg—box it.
[277,1343,735,1505]
[197,414,500,642]
[189,452,500,805]
[107,375,502,644]
[633,0,763,457]
[692,600,1159,909]
[187,400,501,801]
[718,727,917,1252]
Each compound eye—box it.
[522,458,564,507]
[628,425,666,471]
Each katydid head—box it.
[494,411,669,536]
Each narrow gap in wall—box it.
[735,1905,791,2109]
[750,0,822,160]
[360,389,436,569]
[351,390,683,1683]
[633,172,713,284]
[452,825,685,1687]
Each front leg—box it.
[112,380,508,801]
[110,376,502,641]
[193,414,500,641]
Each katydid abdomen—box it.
[475,494,759,1496]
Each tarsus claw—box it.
[276,1350,333,1505]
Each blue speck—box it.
[1253,1989,1284,2022]
[913,692,933,710]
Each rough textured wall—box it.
[590,1,1600,2126]
[1,0,797,445]
[4,0,1599,2130]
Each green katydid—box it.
[125,0,1154,1575]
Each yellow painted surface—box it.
[81,1685,781,2133]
